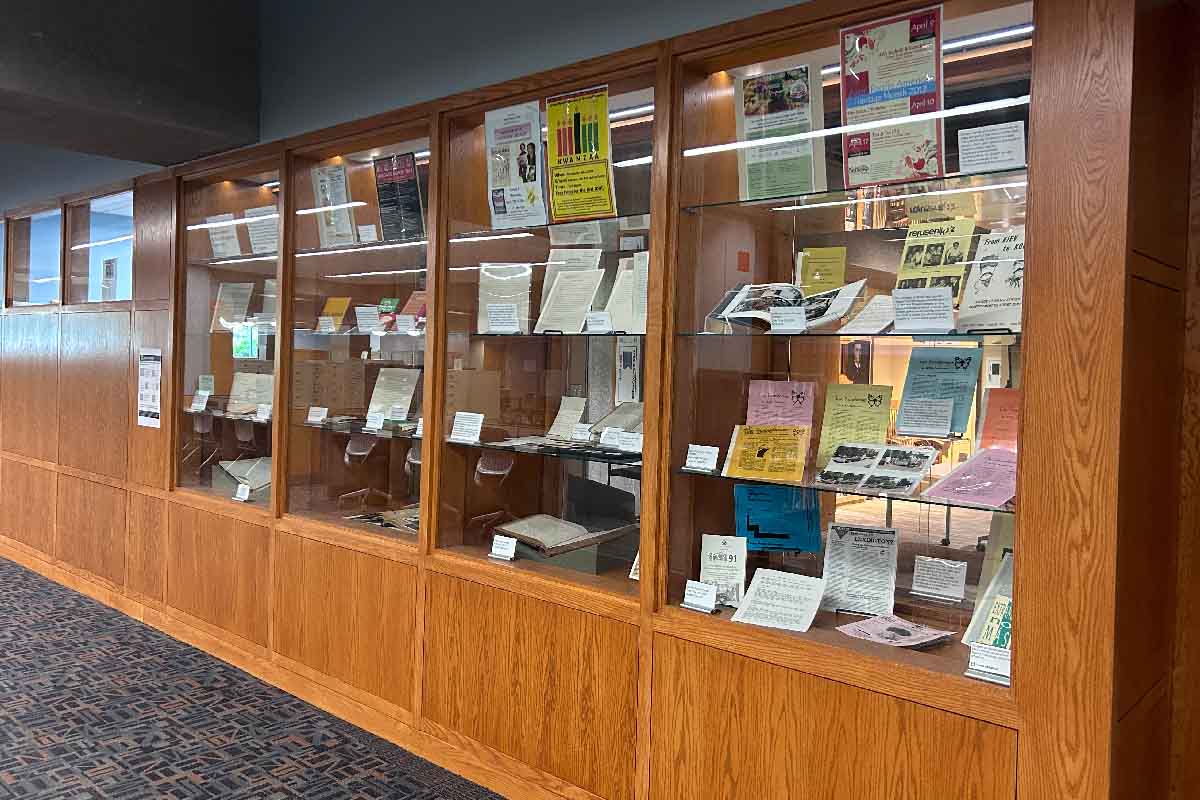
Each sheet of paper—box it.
[210,282,254,332]
[924,448,1018,509]
[978,387,1020,452]
[735,65,827,199]
[244,205,279,254]
[485,303,521,334]
[959,226,1025,332]
[837,615,955,648]
[545,87,616,223]
[958,121,1026,174]
[357,224,379,243]
[374,153,425,242]
[731,569,824,633]
[721,425,811,483]
[310,164,356,248]
[796,247,846,294]
[820,523,899,616]
[571,423,593,442]
[898,347,981,436]
[911,556,968,601]
[617,431,643,452]
[205,214,242,259]
[586,311,612,333]
[733,484,821,552]
[839,294,895,334]
[190,390,211,413]
[354,305,382,333]
[449,411,485,443]
[768,306,807,333]
[546,396,587,440]
[893,287,955,334]
[542,247,602,311]
[895,397,954,438]
[535,269,605,333]
[804,279,866,329]
[895,219,976,298]
[815,384,892,468]
[136,348,162,429]
[700,534,748,607]
[489,534,518,561]
[683,444,720,473]
[368,368,421,420]
[747,380,815,427]
[484,101,549,229]
[548,220,602,246]
[477,264,532,334]
[589,400,643,434]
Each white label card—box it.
[586,311,613,333]
[968,643,1013,683]
[317,316,338,333]
[394,314,417,332]
[233,483,251,502]
[255,404,272,422]
[486,303,521,334]
[958,121,1027,174]
[307,406,329,425]
[599,427,623,448]
[619,236,644,251]
[198,375,216,393]
[449,412,485,443]
[190,390,211,413]
[893,287,955,334]
[365,411,386,431]
[489,535,518,561]
[895,397,955,438]
[389,404,409,421]
[357,224,379,243]
[768,306,808,333]
[414,418,424,438]
[681,580,719,614]
[911,556,969,602]
[617,431,643,453]
[629,552,641,581]
[571,423,594,442]
[684,444,720,473]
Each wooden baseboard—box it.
[0,540,581,800]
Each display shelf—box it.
[676,330,1019,340]
[189,253,279,265]
[472,332,647,339]
[438,542,640,602]
[295,240,428,258]
[448,436,644,466]
[299,418,419,440]
[446,210,652,245]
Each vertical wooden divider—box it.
[270,150,295,658]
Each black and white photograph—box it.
[840,339,872,385]
[922,242,946,265]
[815,469,868,488]
[860,473,919,494]
[897,277,927,290]
[930,273,962,297]
[829,444,882,466]
[877,446,936,473]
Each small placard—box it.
[489,534,518,561]
[254,403,272,422]
[585,311,613,333]
[357,224,380,243]
[619,235,645,251]
[190,390,211,413]
[233,483,251,503]
[389,404,408,421]
[893,287,955,334]
[486,303,521,334]
[683,444,720,473]
[768,306,808,334]
[394,314,417,332]
[629,552,641,581]
[911,555,968,602]
[307,406,329,425]
[414,418,424,438]
[599,427,623,448]
[617,431,643,453]
[571,423,593,442]
[895,397,954,438]
[365,411,386,431]
[317,315,338,333]
[449,411,485,443]
[198,375,216,393]
[681,580,719,614]
[958,121,1026,174]
[967,642,1012,684]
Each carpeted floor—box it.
[0,557,504,800]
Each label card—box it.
[255,403,272,422]
[489,535,518,561]
[571,423,594,442]
[958,121,1026,174]
[317,315,338,333]
[840,295,895,335]
[967,642,1013,684]
[599,427,623,448]
[681,580,719,614]
[394,314,418,332]
[617,431,643,453]
[486,303,521,334]
[307,406,329,425]
[586,310,613,333]
[911,555,969,601]
[190,390,211,413]
[365,411,386,431]
[683,444,720,473]
[895,397,954,438]
[619,235,645,251]
[893,287,955,334]
[449,411,485,443]
[198,375,216,393]
[357,224,379,243]
[768,305,808,334]
[414,418,424,438]
[629,552,641,581]
[389,403,409,421]
[233,483,251,502]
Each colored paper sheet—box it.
[747,380,815,427]
[815,384,892,468]
[733,484,821,552]
[546,86,616,223]
[897,347,981,437]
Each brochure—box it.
[897,346,981,437]
[803,279,866,329]
[747,380,815,427]
[820,523,899,616]
[722,425,812,483]
[795,247,846,295]
[534,269,605,333]
[837,614,955,648]
[484,101,549,229]
[715,282,805,329]
[735,64,827,200]
[733,483,821,552]
[895,219,977,300]
[699,534,748,607]
[924,447,1018,509]
[978,387,1020,452]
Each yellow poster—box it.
[546,86,617,223]
[814,384,892,468]
[721,425,811,483]
[320,296,352,327]
[796,247,847,295]
[895,219,977,303]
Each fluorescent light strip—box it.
[70,234,133,251]
[615,155,653,168]
[413,150,431,160]
[296,240,427,257]
[686,95,1029,158]
[609,104,655,121]
[211,255,278,265]
[451,232,535,243]
[771,179,1027,212]
[296,201,367,215]
[262,180,281,189]
[323,268,428,279]
[186,213,279,231]
[820,24,1034,77]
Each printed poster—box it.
[841,6,944,188]
[310,164,356,248]
[815,384,892,468]
[546,86,617,223]
[896,218,977,301]
[485,102,549,229]
[735,65,827,199]
[374,153,425,242]
[959,225,1025,332]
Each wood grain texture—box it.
[423,572,639,800]
[649,634,1017,800]
[126,490,167,602]
[133,178,176,302]
[166,501,270,646]
[54,473,127,587]
[1,313,59,462]
[128,310,171,489]
[0,458,56,555]
[273,531,417,711]
[1114,678,1171,800]
[58,311,129,480]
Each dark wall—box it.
[258,0,805,140]
[0,144,155,214]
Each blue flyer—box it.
[733,483,821,552]
[897,346,981,437]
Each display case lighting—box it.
[186,213,280,231]
[771,180,1027,212]
[295,201,368,215]
[70,234,134,251]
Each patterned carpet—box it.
[0,558,504,800]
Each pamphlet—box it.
[588,401,643,434]
[964,552,1013,646]
[924,447,1018,509]
[546,396,588,440]
[839,294,894,334]
[477,264,532,334]
[485,101,549,229]
[795,247,846,295]
[893,287,955,334]
[244,206,279,255]
[747,380,815,427]
[840,6,944,188]
[534,269,605,333]
[320,297,352,330]
[735,64,826,200]
[731,569,824,633]
[837,614,955,648]
[310,164,356,248]
[603,251,648,334]
[368,368,421,420]
[978,387,1020,452]
[722,425,811,483]
[400,290,428,319]
[546,86,617,223]
[959,225,1025,332]
[228,372,275,415]
[733,484,821,552]
[205,213,242,259]
[815,442,937,497]
[448,411,485,443]
[895,219,977,299]
[699,534,748,607]
[820,523,899,616]
[374,153,425,242]
[815,384,892,468]
[897,347,981,436]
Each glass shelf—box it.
[448,436,644,466]
[472,332,647,339]
[300,419,419,440]
[448,210,652,245]
[677,330,1018,341]
[296,240,428,258]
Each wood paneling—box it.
[1,314,59,462]
[0,458,56,555]
[128,310,171,489]
[273,531,417,710]
[133,178,176,302]
[423,572,638,800]
[126,491,167,602]
[649,634,1017,800]
[55,474,126,587]
[59,311,129,480]
[167,502,270,646]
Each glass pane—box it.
[11,208,63,306]
[67,190,134,303]
[668,1,1030,685]
[285,128,431,545]
[436,73,655,596]
[178,163,280,505]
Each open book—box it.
[493,514,639,557]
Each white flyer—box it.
[204,214,242,259]
[820,523,898,616]
[731,569,824,633]
[136,348,162,429]
[699,534,748,607]
[911,555,968,602]
[893,287,955,334]
[534,269,605,333]
[958,121,1026,174]
[546,396,588,440]
[244,205,280,254]
[449,411,485,443]
[310,164,356,248]
[209,282,254,332]
[541,248,602,315]
[839,294,895,334]
[959,226,1025,333]
[477,264,532,334]
[484,102,549,229]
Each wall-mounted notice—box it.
[485,101,549,229]
[136,348,162,429]
[545,86,617,223]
